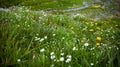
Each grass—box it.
[0,0,120,67]
[18,0,88,10]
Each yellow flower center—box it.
[89,29,94,32]
[96,37,101,41]
[96,43,100,46]
[91,5,101,8]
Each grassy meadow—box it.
[0,0,120,67]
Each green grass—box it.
[0,0,120,67]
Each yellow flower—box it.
[91,5,101,9]
[81,40,84,43]
[96,37,101,41]
[96,43,100,46]
[89,29,94,32]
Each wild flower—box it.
[35,37,40,41]
[90,47,95,50]
[89,29,94,32]
[117,47,119,50]
[66,58,71,63]
[90,63,94,66]
[51,64,54,67]
[51,55,55,60]
[36,34,39,36]
[62,37,65,40]
[66,55,72,63]
[40,48,45,52]
[59,57,64,62]
[81,40,85,43]
[40,38,44,42]
[73,13,85,18]
[50,52,54,56]
[72,47,77,51]
[60,53,64,56]
[50,52,55,60]
[17,59,21,62]
[44,36,47,39]
[53,34,56,36]
[91,5,101,9]
[96,43,100,46]
[84,43,89,46]
[33,55,35,59]
[96,36,101,41]
[66,55,72,59]
[82,28,87,31]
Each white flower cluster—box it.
[50,52,72,63]
[34,36,47,42]
[84,43,89,47]
[52,34,56,36]
[73,13,85,18]
[50,52,55,60]
[40,48,45,52]
[60,53,64,56]
[17,59,21,62]
[66,55,72,63]
[59,57,64,62]
[91,63,94,66]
